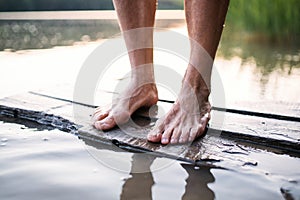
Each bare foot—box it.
[93,83,158,130]
[147,67,211,144]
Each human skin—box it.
[93,0,229,144]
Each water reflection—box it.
[181,164,215,200]
[0,20,120,51]
[218,26,300,91]
[218,30,300,76]
[83,135,216,199]
[1,118,299,199]
[2,19,299,82]
[119,153,215,200]
[122,153,218,200]
[215,27,300,104]
[0,19,184,51]
[1,19,298,88]
[120,154,155,200]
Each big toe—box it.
[94,115,116,131]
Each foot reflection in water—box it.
[120,153,215,200]
[181,164,215,200]
[120,153,155,200]
[81,136,215,199]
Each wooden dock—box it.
[0,87,299,169]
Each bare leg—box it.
[93,0,158,130]
[148,0,229,144]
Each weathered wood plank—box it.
[0,91,299,170]
[1,91,300,148]
[31,85,300,151]
[31,87,300,144]
[0,100,258,168]
[131,104,300,146]
[33,85,300,119]
[228,100,300,118]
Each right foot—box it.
[147,64,211,144]
[93,83,158,130]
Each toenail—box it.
[105,118,112,122]
[171,138,177,143]
[179,138,184,143]
[150,133,158,137]
[162,138,168,143]
[101,123,109,128]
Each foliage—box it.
[226,0,300,39]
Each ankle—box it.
[183,69,210,97]
[131,64,155,85]
[184,62,212,91]
[139,83,158,105]
[144,83,158,95]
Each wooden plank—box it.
[128,104,300,147]
[0,98,257,168]
[33,84,300,122]
[228,100,300,118]
[32,83,300,120]
[0,93,69,112]
[0,91,299,170]
[30,90,300,150]
[2,90,299,148]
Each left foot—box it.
[147,66,211,144]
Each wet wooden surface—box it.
[0,89,299,169]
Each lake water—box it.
[1,118,300,200]
[1,19,299,112]
[0,17,300,199]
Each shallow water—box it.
[1,119,300,200]
[1,18,300,199]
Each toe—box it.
[170,127,181,144]
[92,110,109,122]
[161,128,173,144]
[94,121,103,130]
[94,115,116,130]
[199,113,210,134]
[92,105,110,121]
[188,127,198,142]
[178,127,191,143]
[200,112,210,125]
[147,117,165,143]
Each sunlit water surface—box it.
[0,19,299,114]
[1,18,300,200]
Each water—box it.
[1,17,300,199]
[1,119,299,200]
[217,28,300,105]
[2,19,298,108]
[2,21,299,113]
